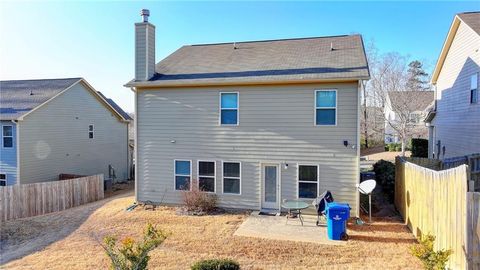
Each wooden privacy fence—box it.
[0,174,104,222]
[395,157,480,270]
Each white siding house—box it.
[384,91,433,144]
[126,11,370,215]
[426,12,480,159]
[0,78,131,184]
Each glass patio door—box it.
[262,164,279,209]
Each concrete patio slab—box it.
[234,211,346,245]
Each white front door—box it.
[261,164,280,210]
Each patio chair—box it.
[312,190,334,226]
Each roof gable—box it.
[126,35,370,87]
[431,12,480,84]
[0,78,81,120]
[0,78,131,121]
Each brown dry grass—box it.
[1,192,421,269]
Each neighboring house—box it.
[0,78,132,185]
[384,91,434,144]
[426,12,480,159]
[125,11,370,214]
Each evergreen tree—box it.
[406,60,430,91]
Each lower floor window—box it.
[223,162,241,194]
[298,165,318,198]
[198,161,215,192]
[175,160,191,191]
[0,174,6,186]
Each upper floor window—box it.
[88,125,94,139]
[471,73,478,104]
[175,160,191,191]
[315,90,337,126]
[220,92,238,125]
[0,174,6,186]
[409,113,420,124]
[198,161,215,193]
[2,126,13,148]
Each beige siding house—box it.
[426,12,480,159]
[0,78,131,185]
[126,11,370,215]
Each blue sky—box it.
[1,1,479,112]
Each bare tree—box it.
[365,44,431,156]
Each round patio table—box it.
[281,200,310,226]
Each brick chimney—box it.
[135,9,155,81]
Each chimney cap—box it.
[140,9,150,22]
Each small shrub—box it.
[395,144,402,152]
[182,179,218,214]
[411,138,429,158]
[102,223,167,270]
[410,234,452,270]
[386,143,394,152]
[372,159,395,202]
[191,259,240,270]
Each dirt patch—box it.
[363,151,411,162]
[1,193,421,269]
[104,181,134,198]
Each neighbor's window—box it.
[220,92,239,125]
[315,90,337,125]
[0,174,6,186]
[471,73,478,104]
[298,165,318,199]
[175,160,191,191]
[88,124,94,139]
[2,126,13,148]
[409,113,420,124]
[223,162,241,194]
[198,161,215,192]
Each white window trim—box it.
[221,161,242,195]
[197,160,216,193]
[0,173,6,186]
[2,125,13,148]
[174,159,192,191]
[314,89,338,126]
[219,92,239,126]
[88,124,95,139]
[296,163,319,199]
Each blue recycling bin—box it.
[325,202,350,240]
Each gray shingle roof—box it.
[97,91,133,121]
[128,35,370,87]
[0,78,81,120]
[458,12,480,35]
[388,91,434,112]
[0,78,131,121]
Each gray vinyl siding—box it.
[136,82,360,214]
[135,23,155,81]
[432,22,480,158]
[0,121,17,185]
[18,82,129,184]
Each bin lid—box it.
[326,202,350,211]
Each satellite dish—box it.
[358,180,376,195]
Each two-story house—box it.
[384,91,434,144]
[425,12,480,159]
[0,78,131,185]
[125,10,370,215]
